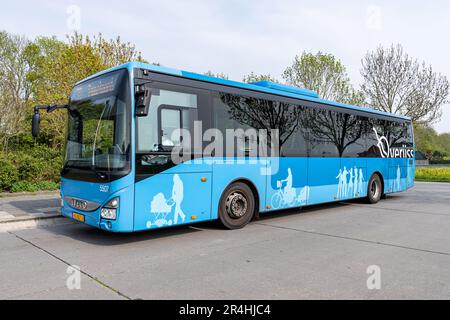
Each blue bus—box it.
[32,62,415,232]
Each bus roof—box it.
[79,62,411,121]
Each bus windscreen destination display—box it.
[71,73,120,101]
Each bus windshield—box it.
[63,69,130,177]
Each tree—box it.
[301,109,365,157]
[243,72,278,83]
[282,52,364,105]
[438,133,450,156]
[89,33,147,68]
[204,70,229,79]
[414,124,449,161]
[361,44,449,125]
[220,93,303,151]
[0,31,33,150]
[28,33,149,148]
[29,36,106,148]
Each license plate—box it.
[72,212,85,222]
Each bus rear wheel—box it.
[219,182,255,230]
[367,174,382,204]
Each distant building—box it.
[415,151,429,166]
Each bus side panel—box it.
[265,157,308,211]
[340,157,367,200]
[133,162,212,231]
[210,158,267,219]
[386,157,407,194]
[407,157,415,189]
[366,158,390,194]
[307,157,341,205]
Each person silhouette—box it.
[342,167,349,198]
[407,165,413,187]
[172,174,185,224]
[297,185,310,204]
[358,168,364,195]
[348,168,354,197]
[396,165,401,191]
[336,169,343,199]
[353,166,359,196]
[281,168,296,204]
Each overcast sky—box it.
[1,0,449,133]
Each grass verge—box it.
[415,167,450,182]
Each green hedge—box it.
[10,181,60,193]
[0,145,63,193]
[430,159,450,165]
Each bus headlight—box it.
[101,197,119,220]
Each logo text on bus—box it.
[373,128,414,158]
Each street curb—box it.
[0,215,68,232]
[0,190,60,198]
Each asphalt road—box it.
[1,182,449,300]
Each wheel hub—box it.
[225,192,248,219]
[371,180,380,199]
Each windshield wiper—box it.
[90,164,107,180]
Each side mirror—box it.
[135,84,152,117]
[32,111,41,137]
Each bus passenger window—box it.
[137,89,197,152]
[161,109,181,146]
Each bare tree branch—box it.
[361,44,449,125]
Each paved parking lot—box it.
[0,182,449,299]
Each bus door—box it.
[305,109,342,205]
[133,83,213,231]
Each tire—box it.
[367,174,382,204]
[218,182,256,230]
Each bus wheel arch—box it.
[218,179,259,229]
[373,171,385,194]
[367,172,383,204]
[373,171,387,199]
[234,178,260,219]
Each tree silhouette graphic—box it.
[301,108,365,157]
[220,93,303,153]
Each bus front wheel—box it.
[367,174,382,204]
[219,182,255,230]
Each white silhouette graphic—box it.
[407,165,414,187]
[336,166,365,199]
[391,165,402,192]
[342,167,349,198]
[358,168,364,195]
[151,193,172,213]
[353,166,359,196]
[347,168,354,197]
[336,169,344,199]
[147,174,185,228]
[296,185,310,204]
[172,174,185,224]
[279,168,296,204]
[271,168,309,209]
